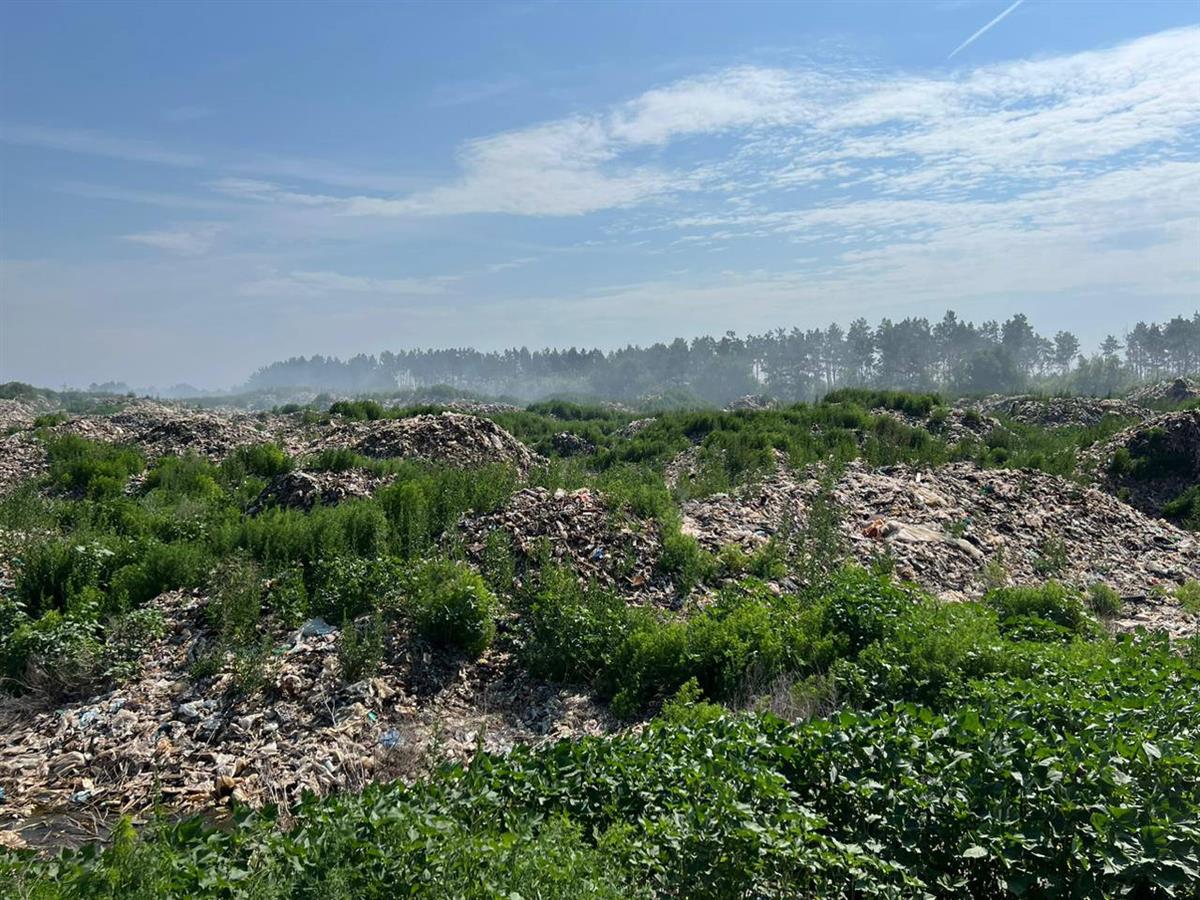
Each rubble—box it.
[0,589,613,848]
[1127,377,1200,405]
[968,395,1146,428]
[725,395,778,411]
[250,469,385,513]
[458,487,674,606]
[1088,410,1200,516]
[551,431,596,457]
[874,406,1001,444]
[682,459,1200,616]
[330,413,544,474]
[616,417,656,439]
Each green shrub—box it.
[206,555,264,648]
[33,412,69,428]
[2,611,103,697]
[1032,535,1069,577]
[523,565,638,683]
[266,565,309,627]
[1087,582,1122,618]
[306,447,363,472]
[143,454,223,500]
[985,581,1090,640]
[313,556,405,623]
[338,610,385,683]
[225,442,293,479]
[109,541,211,610]
[408,560,498,657]
[656,526,717,594]
[1162,485,1200,530]
[329,399,385,421]
[45,435,144,499]
[14,538,118,617]
[1177,580,1200,615]
[103,607,167,681]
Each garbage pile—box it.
[873,406,1001,444]
[250,469,385,513]
[325,413,544,474]
[725,395,778,411]
[968,395,1146,428]
[616,417,656,439]
[0,433,47,494]
[106,402,275,460]
[1127,377,1200,405]
[0,399,46,432]
[0,589,612,849]
[1088,410,1200,516]
[551,431,595,457]
[458,487,674,606]
[682,459,1200,617]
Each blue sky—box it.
[1,0,1197,389]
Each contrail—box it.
[948,0,1025,59]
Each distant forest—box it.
[246,311,1200,404]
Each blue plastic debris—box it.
[380,728,402,750]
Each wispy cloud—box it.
[121,223,223,256]
[237,269,457,298]
[0,123,203,167]
[162,106,215,123]
[948,0,1025,59]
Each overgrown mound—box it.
[1127,376,1200,405]
[344,413,544,474]
[1093,410,1200,520]
[0,588,610,844]
[107,403,273,460]
[683,460,1200,625]
[250,469,382,513]
[973,395,1145,428]
[458,487,671,605]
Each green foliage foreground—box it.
[3,633,1198,899]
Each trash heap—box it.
[682,459,1200,623]
[550,431,596,457]
[0,589,612,849]
[324,413,544,474]
[0,433,48,494]
[250,469,385,513]
[873,406,1001,444]
[1127,377,1200,405]
[725,395,778,411]
[616,417,656,439]
[1088,410,1200,516]
[969,395,1147,428]
[106,403,275,460]
[458,487,673,606]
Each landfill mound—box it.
[875,406,1000,444]
[250,469,385,513]
[550,431,595,457]
[342,413,544,474]
[106,402,275,460]
[725,395,778,411]
[0,433,48,494]
[1088,410,1200,516]
[458,487,673,606]
[682,459,1200,633]
[0,590,611,849]
[616,417,656,439]
[970,395,1146,428]
[1127,377,1200,405]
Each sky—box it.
[1,0,1197,390]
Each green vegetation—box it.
[2,389,1199,897]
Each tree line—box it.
[245,311,1200,404]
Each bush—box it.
[45,435,144,499]
[985,581,1090,641]
[338,610,385,683]
[143,454,223,501]
[2,611,103,697]
[305,447,362,472]
[109,541,212,610]
[1162,485,1200,530]
[313,556,405,623]
[222,443,293,480]
[523,565,638,683]
[1087,582,1122,618]
[329,399,385,421]
[408,560,498,657]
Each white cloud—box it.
[121,224,223,255]
[237,269,457,298]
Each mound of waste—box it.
[875,406,1000,444]
[0,590,611,849]
[682,459,1199,635]
[458,487,673,606]
[106,403,275,459]
[616,417,656,439]
[1127,377,1200,405]
[250,469,385,513]
[551,431,595,457]
[1089,410,1200,516]
[970,395,1146,428]
[725,394,778,411]
[323,413,544,474]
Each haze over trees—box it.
[246,311,1200,404]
